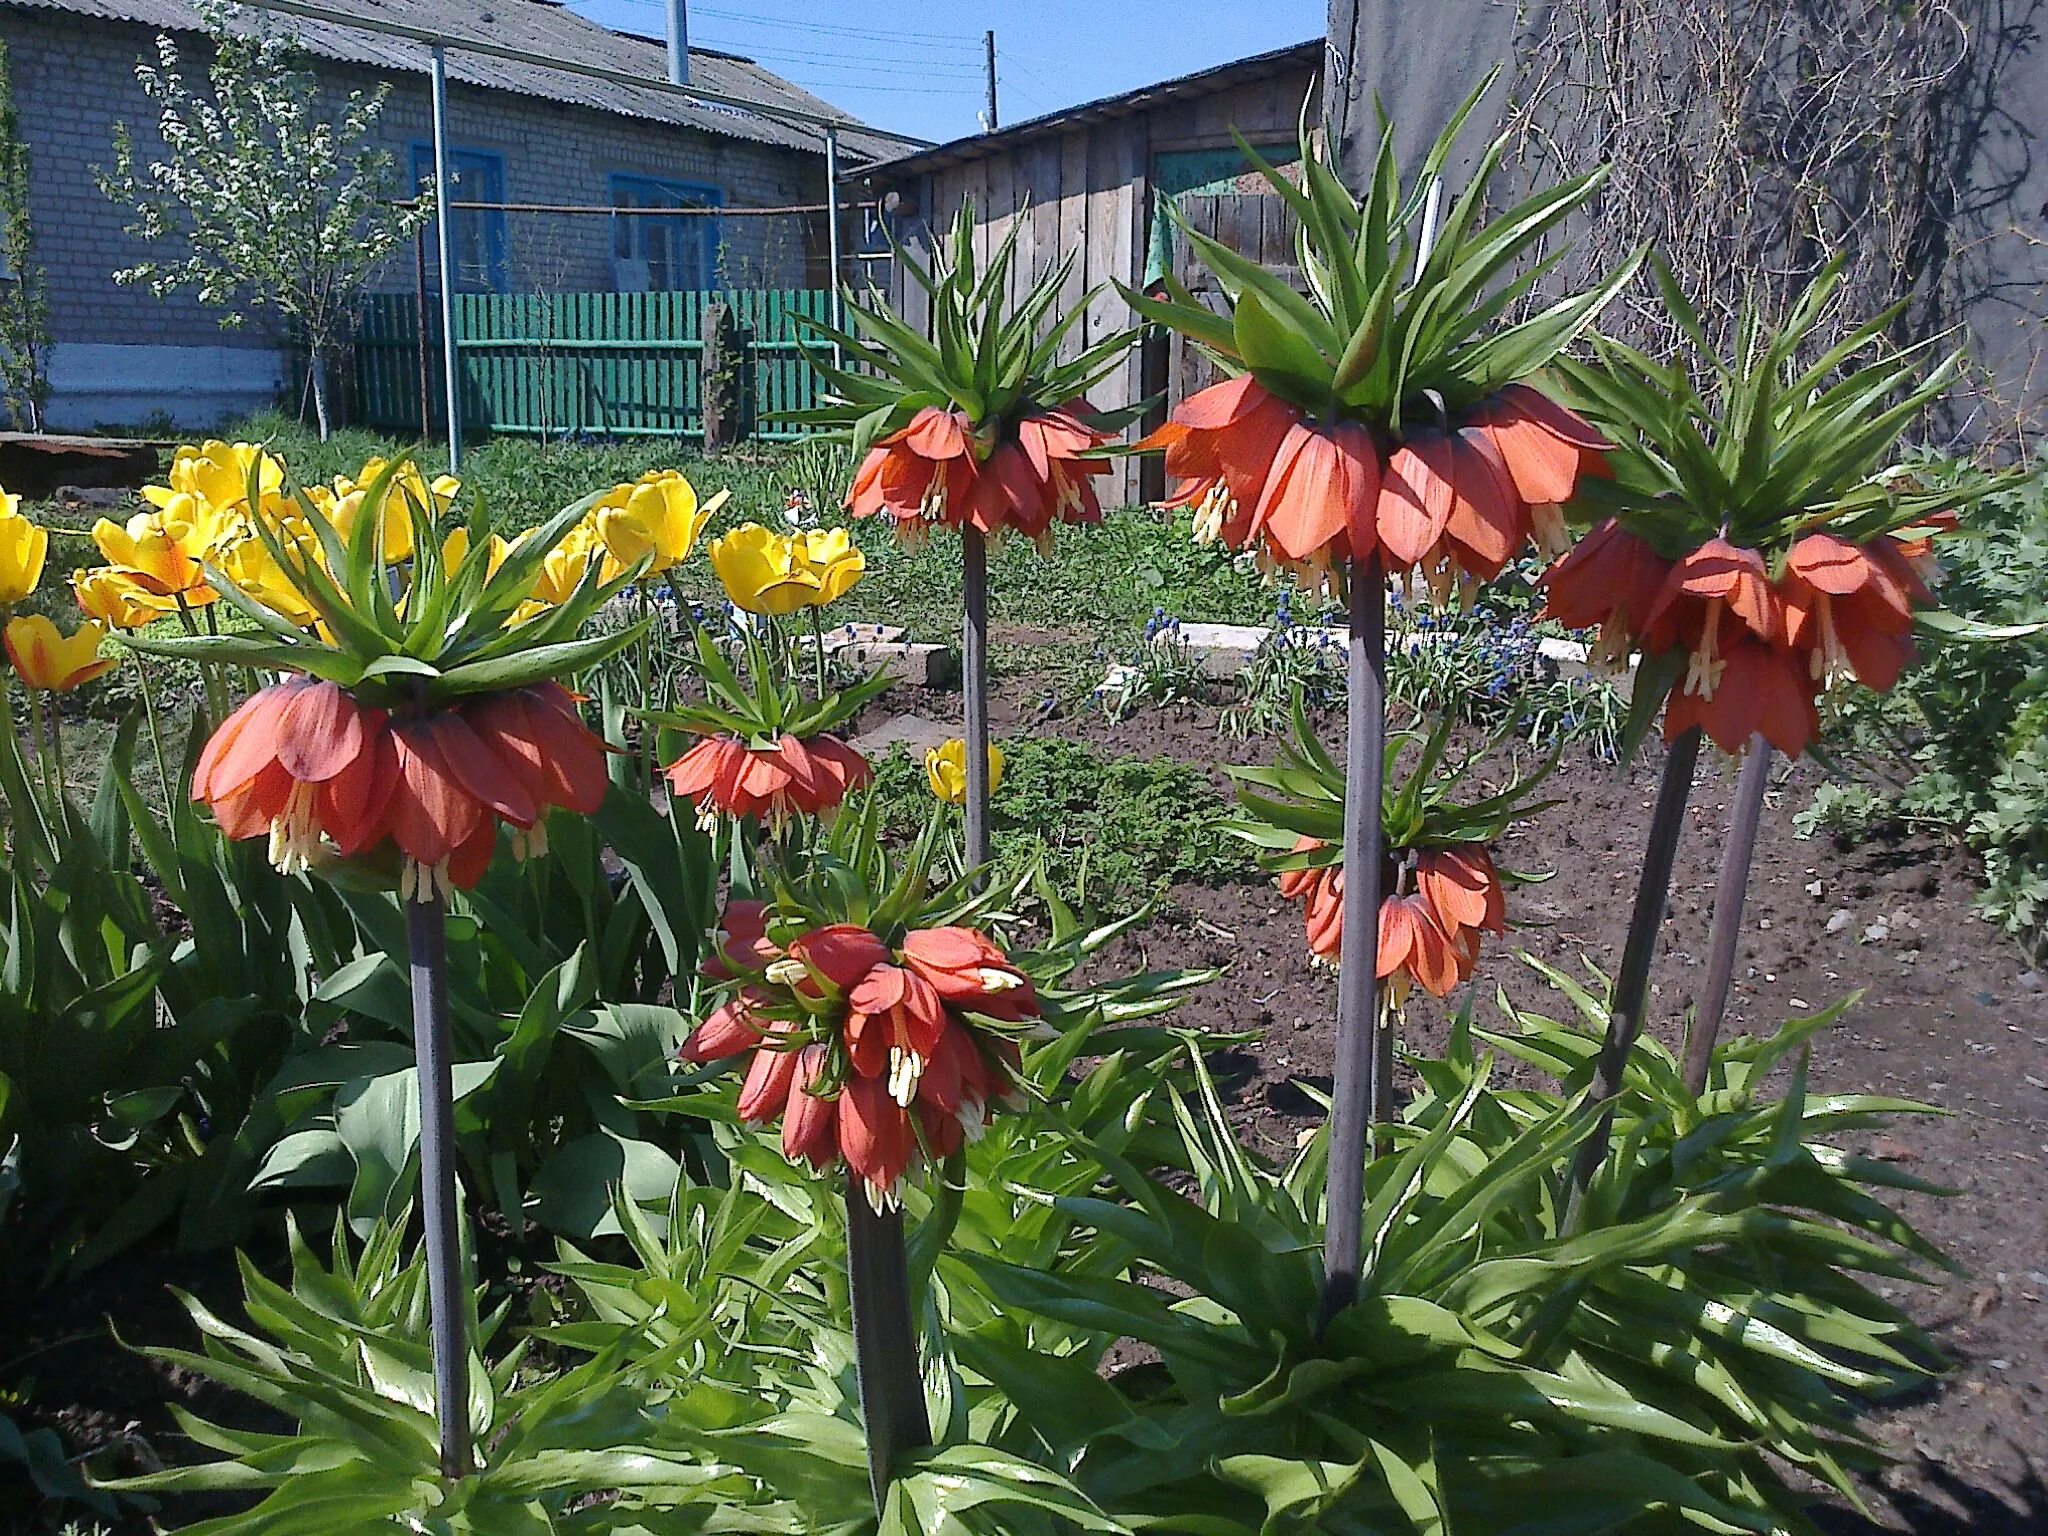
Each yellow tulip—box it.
[511,520,605,623]
[326,485,415,564]
[191,440,285,510]
[592,472,728,577]
[791,526,865,606]
[442,526,511,580]
[0,499,48,604]
[4,615,116,692]
[321,459,460,565]
[926,738,1004,805]
[706,523,828,616]
[214,529,322,628]
[71,566,172,630]
[91,510,217,604]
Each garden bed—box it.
[4,418,2044,1534]
[14,648,2042,1536]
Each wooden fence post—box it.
[701,300,744,453]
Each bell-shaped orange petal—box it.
[1440,427,1524,577]
[1480,383,1611,505]
[1253,423,1361,562]
[901,407,974,460]
[839,1072,915,1198]
[389,721,488,865]
[275,680,371,784]
[790,924,894,994]
[194,681,302,803]
[1377,439,1456,570]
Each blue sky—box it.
[562,1,1324,146]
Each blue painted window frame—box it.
[409,143,509,293]
[609,173,725,292]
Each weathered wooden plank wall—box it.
[881,62,1319,506]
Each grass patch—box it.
[869,737,1256,905]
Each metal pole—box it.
[665,0,689,86]
[406,893,471,1479]
[412,227,433,445]
[824,126,844,370]
[1320,554,1387,1325]
[430,45,462,473]
[961,529,991,882]
[1567,726,1703,1227]
[982,29,998,131]
[1684,736,1772,1096]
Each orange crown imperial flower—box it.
[1127,79,1635,596]
[129,457,645,898]
[649,610,892,834]
[847,402,1116,553]
[679,907,1033,1208]
[1542,258,2011,760]
[801,202,1148,554]
[665,731,872,833]
[1232,706,1553,999]
[193,678,608,898]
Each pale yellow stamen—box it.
[1809,593,1849,685]
[1684,598,1728,700]
[265,781,322,877]
[1190,483,1234,545]
[401,856,453,905]
[887,1045,924,1107]
[509,820,549,862]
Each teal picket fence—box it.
[351,288,833,441]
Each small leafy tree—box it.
[97,1,430,437]
[0,39,50,432]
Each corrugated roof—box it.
[855,38,1322,183]
[3,0,921,161]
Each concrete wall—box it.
[0,8,831,431]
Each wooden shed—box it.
[848,40,1323,505]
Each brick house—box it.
[0,0,912,430]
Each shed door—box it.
[1163,193,1305,410]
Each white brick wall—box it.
[2,10,832,381]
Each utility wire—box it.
[690,4,983,47]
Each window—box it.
[1144,143,1302,286]
[610,174,723,292]
[410,144,508,293]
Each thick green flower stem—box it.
[26,690,52,800]
[406,889,472,1480]
[847,1185,930,1511]
[1322,554,1388,1327]
[1683,734,1772,1097]
[138,667,172,817]
[1566,725,1703,1228]
[637,585,656,792]
[808,607,830,697]
[961,528,992,883]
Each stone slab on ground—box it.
[1173,621,1272,679]
[1160,619,1632,695]
[850,713,956,760]
[843,639,959,689]
[818,621,907,652]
